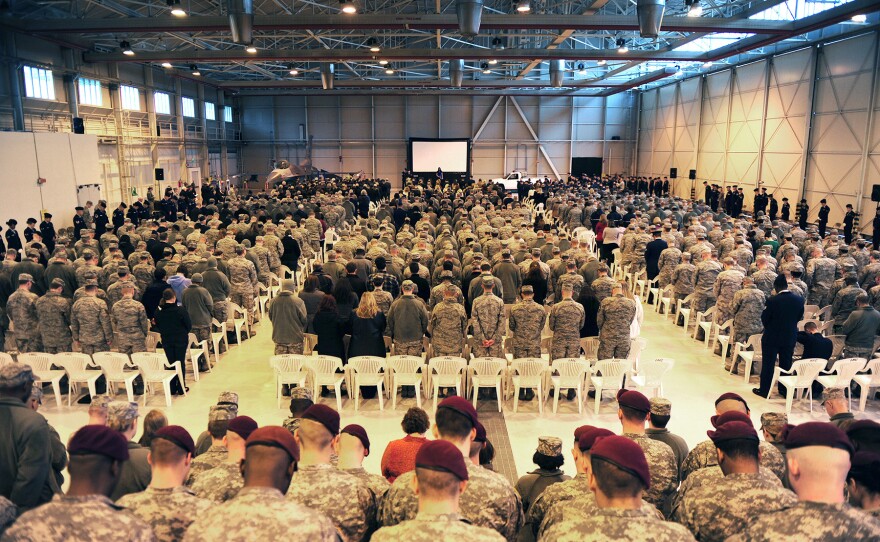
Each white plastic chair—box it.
[0,352,14,367]
[590,359,630,415]
[731,334,762,383]
[306,355,345,411]
[676,294,694,332]
[854,359,880,412]
[510,358,547,414]
[429,356,467,412]
[227,303,251,345]
[816,358,867,411]
[210,319,228,365]
[55,352,101,407]
[257,283,271,320]
[186,333,210,383]
[817,305,833,321]
[549,358,590,414]
[469,357,506,412]
[580,337,600,362]
[693,306,716,345]
[802,304,821,320]
[146,331,161,353]
[387,355,425,409]
[769,358,826,412]
[627,338,647,373]
[348,356,387,411]
[629,358,675,398]
[658,286,675,318]
[131,352,184,407]
[270,354,309,408]
[712,319,734,364]
[18,353,64,408]
[92,352,139,402]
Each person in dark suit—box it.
[781,197,791,222]
[755,275,804,398]
[844,204,857,245]
[644,228,668,281]
[768,194,779,221]
[798,320,834,396]
[798,199,809,230]
[818,198,831,238]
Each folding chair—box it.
[731,334,762,383]
[54,352,101,407]
[629,358,674,398]
[19,353,64,408]
[768,358,826,413]
[131,352,183,408]
[348,356,387,411]
[428,356,467,412]
[854,359,880,412]
[590,359,630,415]
[510,358,547,414]
[387,355,426,409]
[816,358,867,411]
[549,358,590,414]
[469,357,506,412]
[306,355,345,411]
[270,354,309,408]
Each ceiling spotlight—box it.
[488,59,498,65]
[481,62,491,74]
[340,0,356,14]
[577,63,586,73]
[379,59,389,65]
[491,37,505,50]
[686,0,702,17]
[702,61,713,69]
[245,45,257,53]
[597,59,607,66]
[289,69,299,76]
[385,67,395,74]
[167,0,186,16]
[852,14,867,23]
[516,0,530,12]
[616,38,628,53]
[190,64,200,76]
[161,62,173,68]
[367,38,381,53]
[120,41,134,55]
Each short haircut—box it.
[591,456,644,498]
[297,418,333,450]
[650,413,671,429]
[804,321,819,332]
[434,407,474,440]
[208,419,230,439]
[620,405,648,423]
[401,407,430,434]
[715,438,760,462]
[150,436,189,465]
[415,468,461,498]
[289,398,313,417]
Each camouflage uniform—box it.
[287,463,377,542]
[539,497,661,541]
[675,471,796,542]
[380,461,523,542]
[539,507,695,542]
[71,296,112,355]
[428,299,468,357]
[549,299,585,360]
[35,291,72,353]
[731,284,766,344]
[228,256,258,318]
[726,501,880,542]
[0,495,14,536]
[187,444,228,484]
[215,236,238,261]
[107,279,141,307]
[373,512,504,542]
[1,494,154,542]
[693,259,722,313]
[190,461,243,503]
[713,269,744,325]
[110,298,149,355]
[184,486,339,542]
[832,284,867,329]
[521,473,590,539]
[805,256,838,306]
[592,276,616,304]
[508,299,547,358]
[471,293,506,358]
[132,263,156,293]
[555,273,584,303]
[671,262,697,301]
[341,466,391,508]
[597,294,636,359]
[657,247,682,288]
[681,439,785,482]
[117,486,214,542]
[7,289,41,352]
[622,433,678,511]
[751,268,778,299]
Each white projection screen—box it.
[409,138,470,173]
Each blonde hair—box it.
[621,281,635,300]
[356,291,379,319]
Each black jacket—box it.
[314,310,346,359]
[281,235,301,269]
[155,302,192,345]
[142,280,169,319]
[348,313,387,358]
[797,331,833,360]
[761,291,804,347]
[645,239,668,280]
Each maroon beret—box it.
[302,404,340,436]
[849,451,880,478]
[474,421,487,443]
[591,435,651,489]
[68,425,129,462]
[228,416,259,440]
[715,392,750,412]
[847,419,880,436]
[578,427,615,452]
[574,425,595,444]
[437,396,478,429]
[783,422,854,455]
[708,420,759,443]
[154,425,195,455]
[341,424,370,451]
[710,410,752,429]
[415,440,469,481]
[246,426,300,462]
[616,389,651,414]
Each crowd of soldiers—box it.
[2,171,880,541]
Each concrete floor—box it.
[39,303,879,482]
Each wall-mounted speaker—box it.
[670,168,677,179]
[73,117,85,134]
[872,184,880,202]
[689,169,697,180]
[155,168,165,181]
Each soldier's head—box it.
[0,363,35,403]
[723,256,735,269]
[294,404,340,461]
[648,398,672,429]
[338,424,371,468]
[434,397,478,449]
[66,425,130,498]
[760,412,788,443]
[242,426,301,493]
[588,436,651,503]
[148,425,195,482]
[715,392,750,416]
[616,390,651,432]
[108,401,140,439]
[784,422,853,500]
[847,451,880,511]
[413,440,470,507]
[681,252,691,263]
[822,387,850,417]
[121,282,135,299]
[17,273,33,291]
[845,274,859,287]
[709,419,761,474]
[561,282,575,300]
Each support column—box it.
[4,33,24,131]
[61,48,78,121]
[600,96,608,175]
[631,92,641,175]
[108,64,130,203]
[672,83,680,178]
[693,76,705,187]
[175,79,187,181]
[218,92,229,181]
[197,84,209,184]
[722,68,736,187]
[799,45,821,204]
[144,67,159,194]
[755,58,772,186]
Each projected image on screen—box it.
[412,140,469,172]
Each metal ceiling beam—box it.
[231,88,609,96]
[216,78,637,88]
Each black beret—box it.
[415,439,469,481]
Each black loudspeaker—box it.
[155,168,165,181]
[670,168,677,178]
[156,126,161,137]
[872,184,880,202]
[72,117,85,134]
[610,135,621,141]
[689,169,697,180]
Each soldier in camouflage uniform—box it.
[184,426,339,542]
[597,284,636,360]
[831,273,866,330]
[429,271,464,311]
[805,247,838,307]
[550,283,585,360]
[629,225,652,275]
[429,286,468,358]
[249,236,272,285]
[117,425,215,542]
[190,415,258,504]
[671,252,696,302]
[693,251,722,314]
[215,230,239,261]
[539,435,694,542]
[555,262,584,302]
[132,254,156,293]
[228,245,258,324]
[71,284,113,355]
[728,422,880,542]
[751,255,778,298]
[337,425,391,508]
[186,406,233,485]
[713,257,745,326]
[674,418,796,542]
[730,276,766,346]
[657,245,682,288]
[287,405,378,542]
[110,283,149,355]
[6,273,42,353]
[471,276,507,358]
[591,265,616,304]
[507,285,546,359]
[35,278,72,353]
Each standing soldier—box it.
[215,230,239,261]
[817,198,831,238]
[428,286,468,358]
[268,279,307,355]
[693,251,722,314]
[6,274,41,353]
[713,257,745,327]
[35,278,73,354]
[228,246,258,325]
[730,277,766,347]
[507,285,546,359]
[304,211,324,252]
[671,252,696,303]
[471,276,506,358]
[183,274,215,354]
[250,237,272,286]
[591,264,616,304]
[805,247,838,307]
[629,225,652,275]
[71,284,113,355]
[549,283,585,360]
[202,257,231,325]
[107,267,141,307]
[656,245,682,289]
[387,281,430,357]
[751,255,778,299]
[556,262,584,302]
[110,284,149,355]
[597,283,636,360]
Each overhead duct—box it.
[228,0,254,44]
[321,63,335,90]
[637,0,665,37]
[549,59,565,87]
[449,59,464,87]
[456,0,484,37]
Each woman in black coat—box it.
[154,288,192,395]
[347,292,386,399]
[522,262,549,305]
[578,284,601,337]
[313,294,346,360]
[332,278,360,326]
[299,276,326,333]
[280,231,301,273]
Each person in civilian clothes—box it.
[155,288,192,395]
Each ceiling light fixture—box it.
[379,59,389,65]
[340,0,356,14]
[577,63,586,74]
[385,67,395,74]
[516,0,530,12]
[190,64,200,76]
[686,0,702,17]
[491,37,505,50]
[702,61,713,69]
[481,62,491,74]
[120,41,134,55]
[616,38,628,53]
[852,14,867,23]
[161,62,173,68]
[245,45,257,53]
[597,59,607,66]
[167,0,186,16]
[488,59,498,65]
[367,38,381,53]
[289,68,299,75]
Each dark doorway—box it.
[571,157,603,177]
